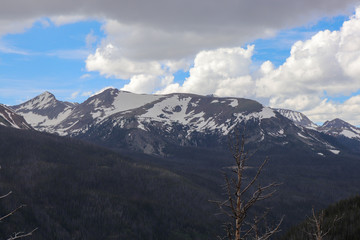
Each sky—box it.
[1,0,360,126]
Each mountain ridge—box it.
[0,104,32,130]
[9,89,360,156]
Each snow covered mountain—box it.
[319,118,360,140]
[274,108,317,128]
[276,108,360,140]
[0,104,32,129]
[12,91,77,134]
[11,89,355,155]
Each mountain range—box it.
[9,88,360,155]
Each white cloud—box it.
[158,46,256,97]
[50,15,88,26]
[157,8,360,125]
[86,44,190,93]
[70,91,80,99]
[86,44,165,79]
[80,73,92,79]
[0,42,30,55]
[252,8,360,125]
[303,95,360,125]
[122,74,174,94]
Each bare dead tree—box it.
[1,191,37,240]
[212,129,283,240]
[306,207,341,240]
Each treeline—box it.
[280,195,360,240]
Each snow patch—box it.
[20,107,73,130]
[329,149,340,155]
[140,95,192,124]
[297,132,311,139]
[111,92,162,114]
[350,127,360,134]
[245,107,276,120]
[229,99,238,107]
[340,129,359,138]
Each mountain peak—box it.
[37,91,56,100]
[322,118,350,128]
[320,118,360,140]
[90,87,117,98]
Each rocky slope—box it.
[274,108,317,128]
[0,104,32,129]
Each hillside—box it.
[0,126,222,239]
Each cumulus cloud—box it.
[86,43,192,93]
[122,74,174,93]
[158,46,256,97]
[303,96,360,124]
[86,44,165,79]
[252,8,360,124]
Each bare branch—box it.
[240,158,268,196]
[0,191,12,199]
[0,205,26,222]
[7,228,38,240]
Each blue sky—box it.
[249,15,348,67]
[0,1,360,125]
